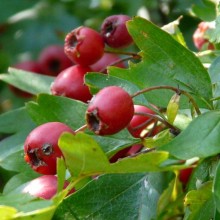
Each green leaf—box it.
[3,171,40,195]
[0,107,36,163]
[0,206,17,220]
[54,172,171,220]
[59,132,169,178]
[184,181,215,220]
[111,16,213,109]
[191,0,218,21]
[207,16,220,43]
[157,178,184,219]
[159,110,220,160]
[26,94,88,129]
[213,161,220,213]
[0,67,54,95]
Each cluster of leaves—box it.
[1,0,220,219]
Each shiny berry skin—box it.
[50,65,92,103]
[64,26,105,66]
[38,45,73,76]
[9,60,43,98]
[100,14,133,48]
[22,175,75,200]
[90,52,126,74]
[193,21,215,51]
[24,122,75,175]
[127,105,156,138]
[86,86,134,135]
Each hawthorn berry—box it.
[193,21,215,50]
[50,64,92,103]
[86,86,134,135]
[127,105,156,138]
[9,60,43,98]
[22,175,75,200]
[38,45,73,76]
[109,144,143,163]
[179,167,194,186]
[100,14,133,48]
[64,26,105,66]
[90,52,126,73]
[24,122,75,175]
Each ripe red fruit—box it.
[38,45,73,76]
[64,26,105,66]
[50,65,92,103]
[193,21,215,51]
[9,60,43,98]
[90,52,126,73]
[22,175,75,200]
[127,105,156,138]
[100,14,133,48]
[24,122,75,175]
[86,86,134,135]
[179,167,194,185]
[109,144,143,163]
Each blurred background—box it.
[0,0,216,111]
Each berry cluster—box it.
[23,14,165,199]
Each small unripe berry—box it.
[64,26,105,66]
[101,14,133,48]
[86,86,134,135]
[50,65,92,103]
[24,122,75,175]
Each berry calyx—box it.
[50,64,92,103]
[86,86,134,135]
[127,105,156,138]
[22,175,75,200]
[100,14,133,48]
[24,122,75,175]
[64,26,105,66]
[38,45,73,76]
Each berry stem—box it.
[135,112,181,135]
[75,124,88,133]
[131,85,201,115]
[104,49,141,59]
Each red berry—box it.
[24,122,75,175]
[179,167,194,185]
[64,26,105,66]
[86,86,134,135]
[109,144,143,163]
[127,105,156,138]
[50,65,92,103]
[22,175,75,200]
[38,45,73,76]
[193,21,215,50]
[90,52,126,74]
[100,14,133,48]
[9,60,43,98]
